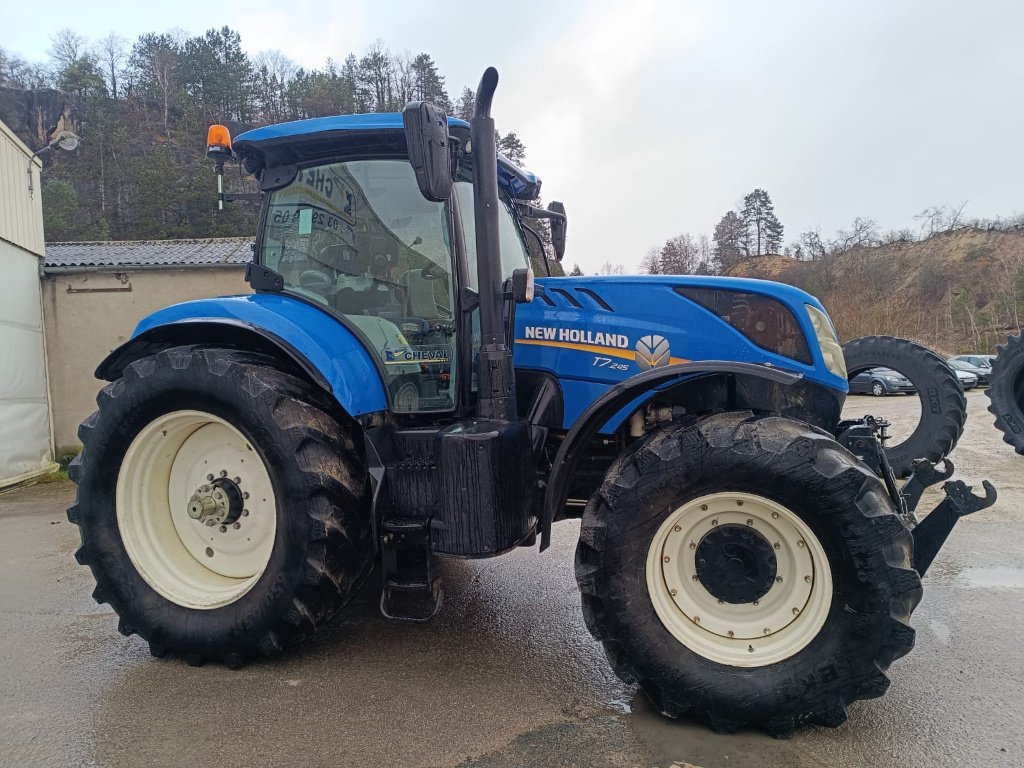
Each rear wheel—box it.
[575,412,922,736]
[68,346,373,666]
[988,332,1024,455]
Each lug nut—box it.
[220,470,227,478]
[792,607,800,615]
[663,556,671,563]
[242,509,249,517]
[711,519,718,526]
[207,474,214,481]
[673,525,682,532]
[797,540,806,548]
[205,547,214,557]
[737,500,744,506]
[776,576,783,583]
[219,525,227,533]
[670,589,678,596]
[764,627,771,634]
[701,504,708,511]
[746,519,753,526]
[693,616,701,624]
[805,575,812,583]
[753,599,760,606]
[242,492,250,499]
[232,522,241,529]
[689,541,696,549]
[748,645,755,653]
[773,542,781,550]
[692,575,699,581]
[727,630,734,637]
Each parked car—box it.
[952,368,978,390]
[950,354,996,369]
[948,358,989,386]
[849,367,916,396]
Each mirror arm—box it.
[515,203,566,222]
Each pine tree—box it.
[569,263,584,276]
[713,211,746,269]
[740,189,784,256]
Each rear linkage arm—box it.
[837,416,997,576]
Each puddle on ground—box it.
[957,567,1024,589]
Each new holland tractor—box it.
[68,68,995,736]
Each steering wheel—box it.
[299,269,335,292]
[421,262,446,280]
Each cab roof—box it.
[233,113,541,200]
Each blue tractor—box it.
[68,68,993,736]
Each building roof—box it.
[44,237,252,270]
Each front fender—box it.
[97,294,388,417]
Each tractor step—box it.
[379,517,442,622]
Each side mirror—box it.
[511,267,535,304]
[402,101,453,202]
[547,201,567,260]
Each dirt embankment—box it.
[727,229,1024,355]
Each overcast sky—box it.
[3,0,1021,272]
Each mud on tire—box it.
[575,412,922,737]
[67,346,373,666]
[988,331,1024,455]
[842,335,966,477]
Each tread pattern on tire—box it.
[67,345,373,667]
[842,335,966,477]
[575,411,922,737]
[987,331,1024,455]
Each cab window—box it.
[259,159,456,413]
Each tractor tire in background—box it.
[67,346,373,666]
[575,411,922,737]
[988,331,1024,455]
[842,335,966,477]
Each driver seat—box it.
[400,269,444,320]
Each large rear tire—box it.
[67,346,373,666]
[988,332,1024,455]
[842,335,966,477]
[575,412,922,737]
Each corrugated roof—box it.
[44,237,252,269]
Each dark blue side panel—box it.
[132,294,388,417]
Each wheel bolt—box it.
[764,627,771,634]
[727,630,735,637]
[219,525,227,533]
[771,511,779,519]
[663,556,671,563]
[748,645,754,653]
[232,522,241,530]
[753,599,760,606]
[689,541,696,549]
[776,576,783,583]
[737,500,744,506]
[701,504,708,511]
[804,575,812,583]
[746,519,753,526]
[205,547,214,557]
[242,509,249,517]
[673,525,681,532]
[693,616,700,624]
[233,477,241,484]
[205,519,215,527]
[692,575,699,581]
[220,470,227,477]
[773,542,781,550]
[792,607,800,615]
[797,540,806,548]
[711,519,718,526]
[670,589,678,596]
[206,474,214,481]
[242,492,250,499]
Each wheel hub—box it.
[187,477,244,527]
[695,524,777,604]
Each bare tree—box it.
[49,29,86,71]
[597,261,626,275]
[95,33,126,98]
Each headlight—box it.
[885,375,900,382]
[805,304,846,379]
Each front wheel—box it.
[575,412,922,736]
[871,381,885,397]
[68,346,373,666]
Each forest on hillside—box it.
[0,28,527,243]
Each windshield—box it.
[453,181,530,289]
[259,159,457,413]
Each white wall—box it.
[0,119,53,485]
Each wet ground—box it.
[1,390,1022,768]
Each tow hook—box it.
[900,457,956,522]
[912,479,997,575]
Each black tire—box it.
[575,411,922,737]
[988,332,1024,455]
[67,346,373,666]
[842,335,966,477]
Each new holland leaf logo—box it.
[635,335,671,370]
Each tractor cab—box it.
[225,112,547,415]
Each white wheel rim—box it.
[116,410,277,610]
[646,492,833,667]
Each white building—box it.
[0,119,55,485]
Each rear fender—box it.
[96,294,388,417]
[541,361,825,550]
